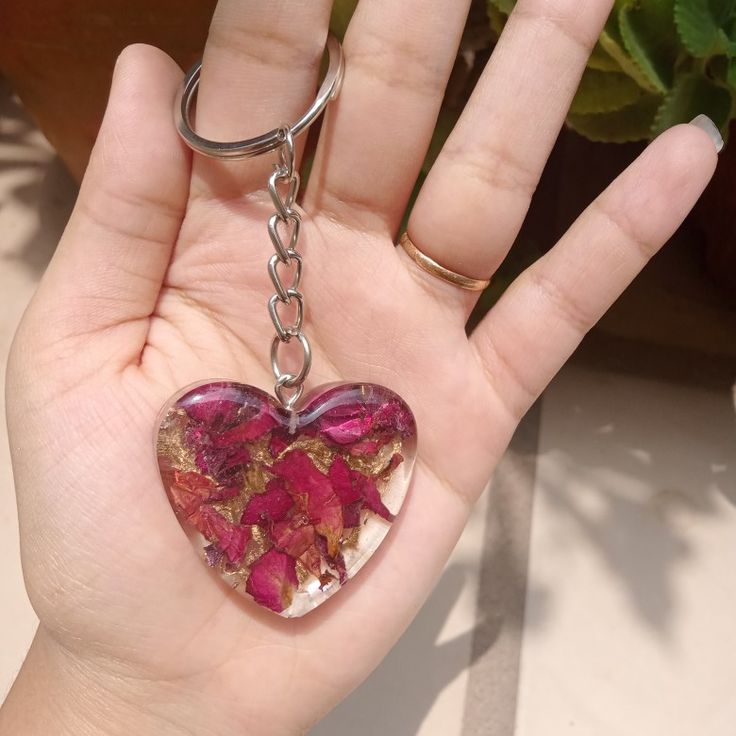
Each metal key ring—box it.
[175,34,344,160]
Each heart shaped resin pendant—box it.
[156,381,416,617]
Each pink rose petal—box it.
[241,479,294,525]
[270,519,315,558]
[328,455,362,504]
[357,474,394,522]
[216,406,278,444]
[273,450,343,555]
[192,506,250,565]
[245,549,299,613]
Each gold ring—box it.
[399,233,490,292]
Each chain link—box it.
[267,127,312,410]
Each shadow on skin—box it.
[311,562,494,736]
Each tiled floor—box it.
[2,84,736,734]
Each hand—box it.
[1,1,719,734]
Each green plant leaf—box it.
[674,0,736,57]
[651,71,733,133]
[571,68,648,114]
[619,0,681,92]
[566,94,662,142]
[487,3,508,37]
[588,40,625,71]
[599,27,662,92]
[487,0,516,14]
[330,0,359,39]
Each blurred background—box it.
[1,1,736,733]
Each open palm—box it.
[4,1,718,734]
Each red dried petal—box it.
[195,445,251,480]
[372,399,414,435]
[349,439,387,457]
[241,479,294,525]
[316,503,343,558]
[271,519,315,558]
[273,450,343,555]
[204,544,224,567]
[168,471,216,517]
[269,431,291,458]
[357,474,394,522]
[207,485,241,502]
[317,403,373,444]
[245,549,299,613]
[191,506,250,565]
[341,499,363,528]
[299,544,323,578]
[328,455,362,504]
[216,407,278,445]
[383,453,404,475]
[186,398,240,427]
[315,534,348,585]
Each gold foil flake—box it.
[248,435,273,465]
[244,463,272,495]
[341,527,361,549]
[279,436,336,474]
[156,409,198,473]
[242,525,272,569]
[345,435,403,477]
[211,494,251,524]
[222,566,250,590]
[295,559,313,585]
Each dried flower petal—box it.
[241,479,294,525]
[191,506,250,565]
[341,499,363,528]
[216,407,278,444]
[195,445,251,480]
[299,544,323,578]
[357,474,394,522]
[349,438,387,457]
[271,519,315,558]
[269,430,291,458]
[168,471,216,518]
[186,396,240,427]
[204,544,224,567]
[207,485,241,502]
[328,455,362,504]
[372,399,414,435]
[273,450,343,555]
[245,549,299,613]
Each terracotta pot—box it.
[0,0,216,181]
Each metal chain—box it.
[267,127,312,411]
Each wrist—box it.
[0,627,187,736]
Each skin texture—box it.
[0,0,719,734]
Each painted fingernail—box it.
[689,114,724,153]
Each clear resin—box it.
[156,382,417,617]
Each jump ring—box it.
[275,375,304,411]
[271,332,312,389]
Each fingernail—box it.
[689,114,724,153]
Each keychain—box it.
[155,35,417,618]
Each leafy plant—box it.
[490,0,736,142]
[330,0,736,146]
